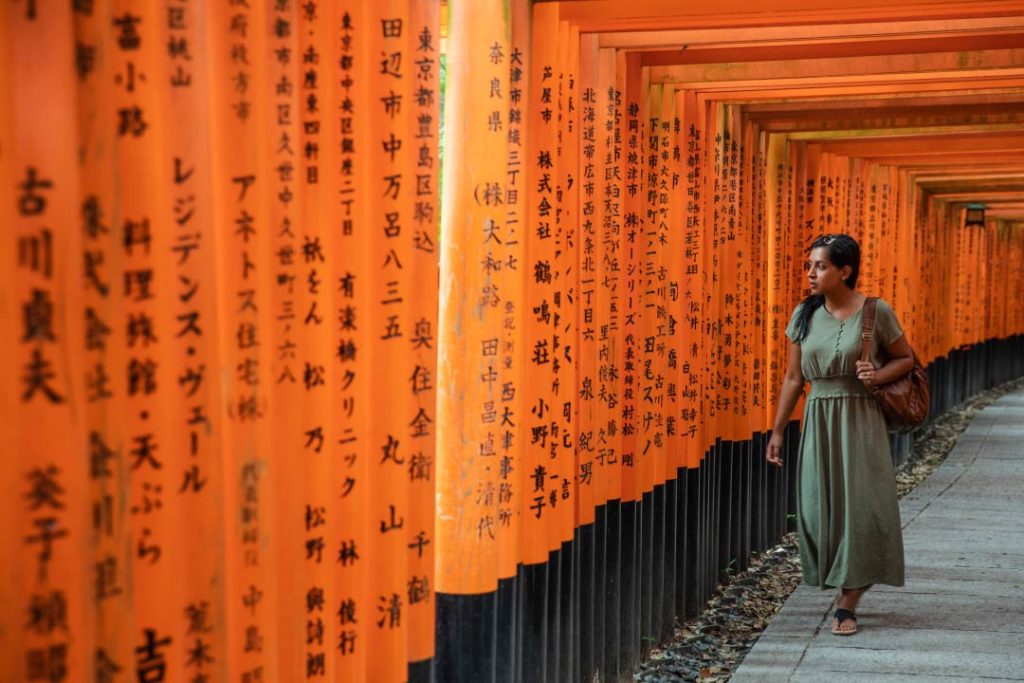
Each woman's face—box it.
[806,246,851,295]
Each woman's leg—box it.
[837,586,867,609]
[832,585,870,633]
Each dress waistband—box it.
[808,375,873,399]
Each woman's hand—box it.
[855,359,879,389]
[765,431,784,468]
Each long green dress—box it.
[785,298,906,589]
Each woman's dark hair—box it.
[792,233,861,343]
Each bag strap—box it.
[859,297,878,364]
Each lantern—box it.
[964,203,986,227]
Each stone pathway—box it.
[731,388,1024,682]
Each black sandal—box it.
[831,607,858,636]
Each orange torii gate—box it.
[434,2,1024,680]
[2,1,1024,682]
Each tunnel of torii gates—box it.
[4,0,1024,681]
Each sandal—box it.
[831,607,858,636]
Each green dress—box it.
[785,298,906,589]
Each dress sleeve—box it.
[873,298,905,347]
[784,303,804,343]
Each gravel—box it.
[635,376,1024,682]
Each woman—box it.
[765,233,914,636]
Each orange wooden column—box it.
[677,88,706,467]
[434,0,517,677]
[556,18,581,550]
[619,51,646,512]
[365,3,415,679]
[637,82,660,502]
[260,0,305,677]
[115,0,187,674]
[0,1,16,668]
[861,159,879,294]
[329,3,371,678]
[749,120,771,434]
[702,97,725,458]
[764,132,791,429]
[296,5,338,679]
[577,32,600,535]
[952,207,966,349]
[581,42,625,519]
[663,86,686,475]
[661,83,686,628]
[205,0,276,680]
[928,198,950,364]
[3,3,91,680]
[600,45,626,509]
[720,103,742,445]
[497,0,531,590]
[734,109,753,441]
[522,1,561,567]
[408,0,442,669]
[157,2,228,681]
[436,0,511,595]
[652,83,673,488]
[72,1,133,677]
[1010,225,1024,338]
[878,165,898,302]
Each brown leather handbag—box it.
[860,298,930,434]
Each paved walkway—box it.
[732,388,1024,682]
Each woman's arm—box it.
[766,342,805,467]
[855,333,914,389]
